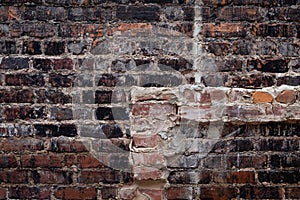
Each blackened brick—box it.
[0,89,33,103]
[95,90,112,104]
[10,22,57,38]
[33,58,73,71]
[101,124,123,138]
[8,187,50,199]
[0,57,29,70]
[45,41,65,55]
[96,107,129,120]
[0,41,16,54]
[22,41,42,55]
[229,74,275,88]
[248,59,289,73]
[5,74,45,86]
[258,171,299,183]
[117,5,160,21]
[36,89,72,104]
[158,57,193,72]
[4,106,46,121]
[58,24,103,38]
[49,74,75,87]
[253,24,295,37]
[240,186,283,199]
[50,108,73,121]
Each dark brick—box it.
[98,74,117,87]
[203,23,247,38]
[0,155,18,168]
[240,186,283,199]
[270,154,300,168]
[58,23,103,38]
[229,74,275,88]
[232,40,253,55]
[4,106,46,121]
[36,89,72,104]
[199,186,238,200]
[50,108,73,121]
[0,89,33,103]
[101,124,123,138]
[256,139,299,152]
[227,155,267,169]
[168,171,199,184]
[44,41,65,55]
[8,187,50,199]
[218,7,262,21]
[31,170,72,184]
[258,170,299,183]
[0,57,29,70]
[208,42,230,56]
[158,57,193,72]
[232,0,278,6]
[78,170,122,184]
[35,124,76,137]
[0,138,44,153]
[35,6,66,21]
[49,74,75,87]
[285,187,300,199]
[5,74,44,86]
[95,107,129,120]
[229,139,254,152]
[95,90,112,104]
[166,187,193,200]
[49,138,87,153]
[117,5,160,21]
[253,24,295,37]
[54,187,97,200]
[22,41,42,55]
[0,41,16,54]
[217,59,243,72]
[277,76,300,86]
[67,40,88,55]
[10,22,57,38]
[0,170,28,184]
[248,59,289,73]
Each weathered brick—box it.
[166,187,193,200]
[50,107,73,121]
[44,41,65,55]
[10,22,57,38]
[252,91,273,103]
[78,170,122,184]
[59,23,103,38]
[207,42,229,56]
[0,155,18,168]
[0,57,29,70]
[0,170,28,183]
[5,74,45,86]
[248,59,289,73]
[0,89,33,103]
[117,5,160,21]
[0,188,6,200]
[203,23,247,37]
[96,107,129,120]
[275,90,297,104]
[277,76,300,86]
[24,6,66,21]
[253,24,295,37]
[213,171,255,184]
[285,187,300,199]
[229,74,275,88]
[77,154,103,168]
[54,187,97,200]
[0,138,44,152]
[258,170,299,183]
[31,170,72,184]
[227,155,267,169]
[22,41,42,55]
[4,106,46,121]
[199,186,238,200]
[36,89,72,104]
[49,74,75,87]
[34,124,77,137]
[68,40,88,55]
[8,187,50,199]
[0,41,16,54]
[20,154,63,168]
[240,186,283,199]
[218,7,262,21]
[49,138,87,153]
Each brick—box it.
[68,40,88,55]
[240,186,283,199]
[0,138,44,152]
[252,91,273,103]
[0,57,29,70]
[285,187,300,199]
[168,171,200,184]
[59,23,103,38]
[213,171,255,183]
[158,57,193,72]
[203,23,247,37]
[117,5,160,21]
[95,90,112,104]
[248,59,289,73]
[78,170,122,184]
[277,76,300,86]
[0,188,6,200]
[227,155,267,169]
[203,0,231,5]
[0,41,16,54]
[20,154,63,168]
[207,42,229,56]
[0,89,33,103]
[4,106,46,121]
[218,7,262,21]
[133,134,159,148]
[232,0,278,6]
[54,187,97,200]
[276,8,300,21]
[217,58,243,72]
[232,40,253,55]
[24,6,66,21]
[10,22,57,38]
[22,41,42,55]
[50,107,73,121]
[77,154,103,168]
[49,138,87,153]
[44,41,65,55]
[228,139,254,152]
[275,90,297,104]
[36,89,72,104]
[229,74,275,88]
[256,139,299,151]
[165,187,193,200]
[101,124,123,138]
[258,170,299,183]
[270,154,300,168]
[199,186,238,200]
[34,124,77,137]
[96,107,129,120]
[253,24,294,37]
[0,170,28,183]
[5,74,45,86]
[31,170,72,184]
[49,74,75,87]
[8,187,50,199]
[0,155,18,168]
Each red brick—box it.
[285,187,300,199]
[0,170,28,184]
[275,90,297,104]
[20,154,63,168]
[240,186,283,199]
[32,170,71,184]
[8,187,50,199]
[253,24,295,37]
[252,91,273,103]
[166,187,193,200]
[54,187,97,200]
[133,134,159,148]
[200,186,238,200]
[203,23,247,37]
[0,155,18,168]
[140,189,164,200]
[133,166,164,181]
[108,23,152,36]
[0,138,44,152]
[77,154,103,168]
[0,188,6,200]
[213,171,255,183]
[218,7,262,21]
[132,104,150,116]
[78,170,122,184]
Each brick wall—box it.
[0,0,299,199]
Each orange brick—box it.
[252,91,273,103]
